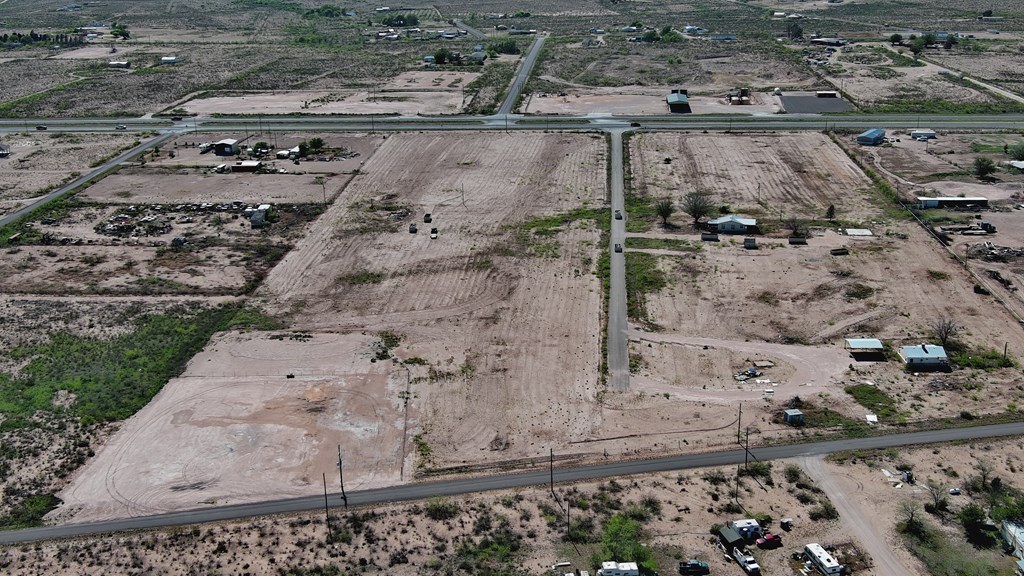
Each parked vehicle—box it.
[409,223,417,233]
[114,124,127,130]
[423,213,432,223]
[678,559,710,575]
[35,125,47,131]
[430,227,438,239]
[756,533,782,548]
[949,487,961,495]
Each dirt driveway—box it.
[801,455,916,576]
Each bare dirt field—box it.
[631,132,875,220]
[0,132,138,217]
[524,89,778,115]
[52,331,411,523]
[182,89,468,116]
[811,43,1001,109]
[49,45,144,60]
[256,132,608,471]
[81,168,346,205]
[18,435,1023,576]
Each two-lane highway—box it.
[2,422,1022,544]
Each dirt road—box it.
[800,455,915,576]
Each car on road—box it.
[430,227,438,239]
[614,209,623,220]
[630,122,641,127]
[678,559,710,575]
[114,124,127,130]
[423,213,432,223]
[949,487,961,495]
[35,125,47,131]
[755,533,781,548]
[614,243,622,253]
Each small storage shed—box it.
[784,409,805,426]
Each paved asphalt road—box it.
[452,19,488,40]
[607,130,629,392]
[2,422,1022,544]
[497,35,545,116]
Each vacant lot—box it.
[183,89,468,116]
[631,132,874,220]
[55,331,411,523]
[0,132,138,217]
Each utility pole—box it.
[549,448,555,497]
[736,402,743,444]
[744,427,750,471]
[337,445,348,508]
[322,473,333,541]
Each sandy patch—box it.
[183,90,467,116]
[54,331,411,523]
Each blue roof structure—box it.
[846,338,883,350]
[859,128,885,139]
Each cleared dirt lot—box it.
[631,132,875,220]
[257,132,607,470]
[54,331,410,523]
[182,89,468,116]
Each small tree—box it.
[433,47,453,64]
[973,157,997,179]
[786,22,803,39]
[655,198,675,226]
[930,317,961,347]
[681,191,714,227]
[308,137,325,153]
[253,141,270,152]
[889,33,903,45]
[825,204,836,221]
[924,478,948,513]
[297,141,310,158]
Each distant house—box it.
[728,519,762,541]
[232,160,262,172]
[810,37,847,47]
[468,51,487,64]
[857,128,886,146]
[708,215,757,234]
[899,344,948,368]
[107,60,130,68]
[666,90,691,113]
[711,33,737,41]
[160,56,178,64]
[846,338,886,360]
[214,139,240,156]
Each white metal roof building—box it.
[899,344,948,365]
[846,338,883,350]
